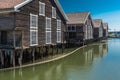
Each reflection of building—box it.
[84,47,93,65]
[93,42,108,58]
[103,42,108,55]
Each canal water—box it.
[0,38,120,80]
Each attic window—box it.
[52,7,56,19]
[39,2,45,16]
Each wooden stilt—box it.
[12,50,15,67]
[39,47,41,58]
[0,50,4,68]
[56,45,58,54]
[62,44,64,54]
[32,48,35,63]
[18,49,23,67]
[52,45,54,56]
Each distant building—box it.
[66,12,93,44]
[93,19,104,41]
[103,23,108,38]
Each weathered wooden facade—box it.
[0,0,67,68]
[65,12,93,45]
[103,23,108,39]
[93,19,104,41]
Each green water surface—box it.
[1,38,120,80]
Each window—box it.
[39,2,45,16]
[52,7,56,19]
[57,20,61,43]
[67,25,76,31]
[68,26,71,31]
[46,17,51,44]
[30,30,38,45]
[72,26,75,30]
[30,13,38,46]
[57,20,61,30]
[57,31,61,43]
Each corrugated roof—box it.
[103,23,108,29]
[93,19,102,28]
[66,12,90,24]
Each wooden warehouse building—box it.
[93,19,104,41]
[0,0,67,68]
[65,12,94,45]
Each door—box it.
[1,31,7,45]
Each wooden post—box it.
[12,50,15,67]
[0,50,4,68]
[51,45,54,56]
[56,45,58,54]
[32,48,35,63]
[13,31,16,48]
[39,47,41,58]
[62,44,64,54]
[18,49,23,67]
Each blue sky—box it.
[59,0,120,31]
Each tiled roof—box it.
[103,23,108,29]
[0,0,25,9]
[66,12,90,24]
[93,19,102,28]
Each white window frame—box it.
[52,7,56,19]
[46,17,51,44]
[30,30,38,46]
[46,31,51,44]
[46,17,51,30]
[39,1,45,16]
[30,13,38,46]
[30,13,38,29]
[57,20,61,30]
[57,31,61,43]
[57,20,61,43]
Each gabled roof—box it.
[103,23,108,30]
[66,12,90,24]
[0,0,68,21]
[93,19,102,28]
[0,0,30,9]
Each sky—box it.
[59,0,120,31]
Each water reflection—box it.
[0,42,108,80]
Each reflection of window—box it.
[57,20,61,43]
[39,2,45,16]
[30,13,38,46]
[46,17,51,44]
[52,7,56,19]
